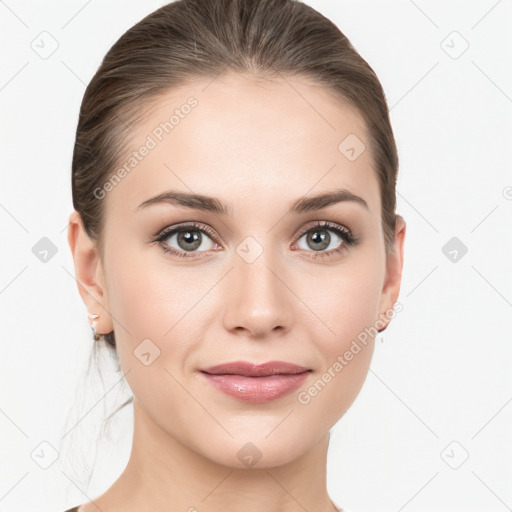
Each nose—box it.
[222,247,293,339]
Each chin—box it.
[189,418,323,470]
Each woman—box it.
[65,0,406,510]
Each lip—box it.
[200,361,312,403]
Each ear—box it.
[377,215,406,332]
[67,210,113,335]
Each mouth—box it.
[199,361,312,403]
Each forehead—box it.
[105,72,381,217]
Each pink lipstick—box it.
[199,361,311,403]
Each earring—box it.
[88,313,101,341]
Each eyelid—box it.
[155,221,220,243]
[293,220,357,245]
[155,220,354,244]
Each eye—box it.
[154,222,221,259]
[152,220,358,260]
[292,221,358,259]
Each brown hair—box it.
[71,0,399,349]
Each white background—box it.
[1,1,511,511]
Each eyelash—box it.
[293,221,358,260]
[152,220,358,260]
[153,222,219,260]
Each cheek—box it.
[292,254,383,418]
[105,256,166,340]
[294,315,377,430]
[298,253,384,354]
[104,237,193,338]
[103,250,200,414]
[103,243,214,371]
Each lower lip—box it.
[201,371,311,403]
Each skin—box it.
[68,72,406,512]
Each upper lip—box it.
[200,360,311,377]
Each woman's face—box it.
[72,72,405,468]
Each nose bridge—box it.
[222,237,292,337]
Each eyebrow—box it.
[135,187,368,215]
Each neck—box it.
[96,399,337,512]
